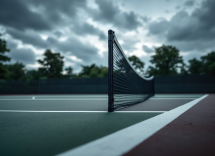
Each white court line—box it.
[0,110,107,113]
[115,111,166,113]
[0,99,107,100]
[57,94,208,156]
[33,96,107,97]
[0,96,107,98]
[0,110,166,113]
[0,98,196,101]
[150,98,196,100]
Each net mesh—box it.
[108,30,154,111]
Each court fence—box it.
[0,75,215,94]
[154,75,215,93]
[0,78,108,94]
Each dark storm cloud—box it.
[1,0,102,61]
[7,28,48,48]
[142,45,154,53]
[90,0,141,30]
[54,37,99,61]
[170,40,215,52]
[72,23,106,40]
[183,50,208,63]
[7,24,104,57]
[10,48,36,64]
[0,0,87,31]
[184,0,195,7]
[120,36,140,51]
[7,28,99,62]
[7,41,36,64]
[26,0,87,24]
[26,0,106,40]
[141,16,151,23]
[192,0,215,31]
[148,19,169,36]
[28,0,86,16]
[0,0,50,31]
[121,43,136,51]
[1,0,143,70]
[6,40,17,50]
[147,0,215,52]
[54,31,63,38]
[175,6,181,10]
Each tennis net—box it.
[108,30,154,112]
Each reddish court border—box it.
[123,94,215,156]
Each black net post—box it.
[108,30,114,112]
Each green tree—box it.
[92,66,108,77]
[188,58,203,74]
[0,33,11,79]
[180,62,189,75]
[79,64,96,78]
[38,49,64,78]
[5,62,26,80]
[25,69,44,81]
[65,67,73,78]
[147,45,183,76]
[200,51,215,75]
[128,55,145,73]
[78,64,108,78]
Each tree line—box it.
[0,34,214,81]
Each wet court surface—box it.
[0,94,209,156]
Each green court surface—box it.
[0,112,161,156]
[0,94,204,156]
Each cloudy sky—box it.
[0,0,215,73]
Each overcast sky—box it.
[1,0,215,73]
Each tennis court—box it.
[1,94,212,156]
[1,30,215,156]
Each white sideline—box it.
[0,99,107,100]
[0,110,166,113]
[57,94,208,156]
[150,98,196,100]
[0,98,195,100]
